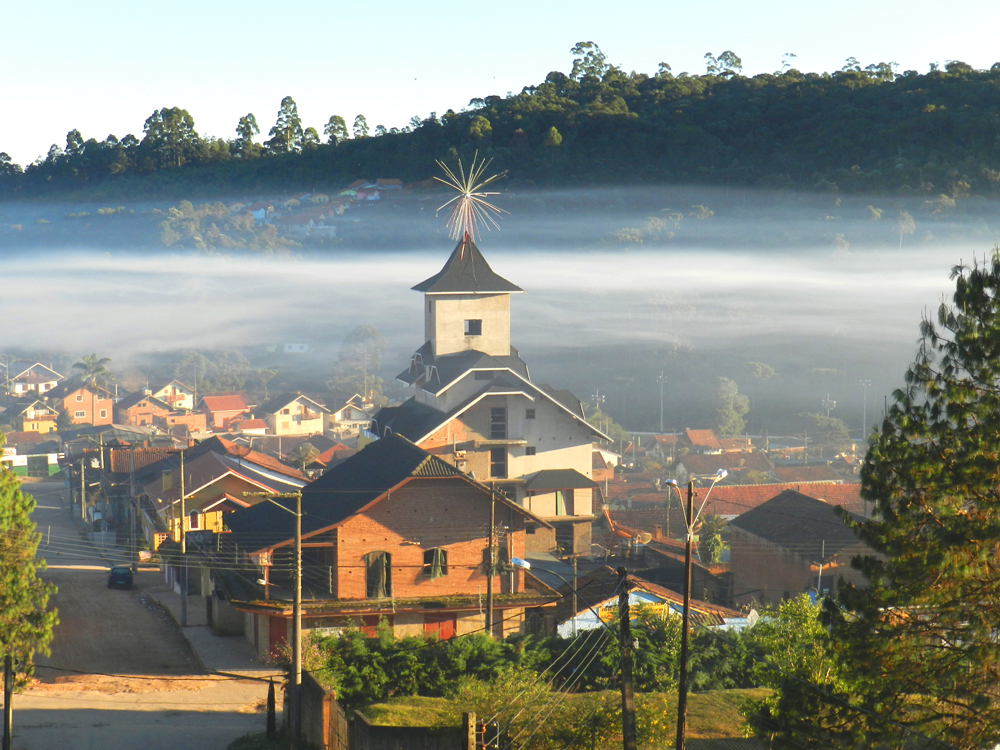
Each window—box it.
[189,510,200,530]
[76,394,83,402]
[422,548,448,579]
[74,411,86,418]
[525,446,536,456]
[281,408,290,415]
[100,410,107,418]
[525,408,535,419]
[490,448,507,479]
[365,552,392,598]
[464,319,482,336]
[490,407,507,439]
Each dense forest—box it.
[3,45,1000,201]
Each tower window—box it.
[490,448,508,478]
[525,446,536,456]
[490,408,507,439]
[464,319,482,336]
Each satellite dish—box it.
[637,532,652,545]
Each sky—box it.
[3,0,999,168]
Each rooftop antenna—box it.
[434,151,508,242]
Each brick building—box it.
[223,434,553,656]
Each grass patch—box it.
[362,688,770,738]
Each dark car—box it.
[107,566,134,590]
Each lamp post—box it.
[246,491,302,750]
[667,470,727,750]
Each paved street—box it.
[10,480,270,750]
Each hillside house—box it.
[325,394,373,436]
[150,380,196,411]
[6,362,63,396]
[259,393,328,436]
[46,378,113,426]
[1,399,59,433]
[200,395,250,431]
[115,391,172,427]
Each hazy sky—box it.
[3,0,998,167]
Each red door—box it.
[423,612,456,640]
[268,616,287,657]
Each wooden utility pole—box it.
[3,655,12,750]
[485,495,496,637]
[675,480,695,750]
[179,450,187,627]
[617,567,636,750]
[79,458,86,521]
[130,450,137,574]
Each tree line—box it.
[3,44,1000,200]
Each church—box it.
[371,233,610,556]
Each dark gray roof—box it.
[536,385,583,418]
[225,434,469,552]
[397,347,530,391]
[116,391,171,411]
[257,392,326,416]
[523,469,596,492]
[370,398,446,441]
[412,237,523,294]
[729,489,864,562]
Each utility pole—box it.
[859,379,872,442]
[571,554,578,637]
[179,451,187,627]
[130,450,137,574]
[485,495,496,637]
[79,458,86,522]
[617,567,636,750]
[2,655,11,750]
[675,480,695,750]
[657,371,666,433]
[245,491,302,750]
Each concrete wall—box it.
[352,710,470,750]
[426,293,511,358]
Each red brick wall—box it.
[156,411,208,432]
[117,401,170,427]
[333,477,525,600]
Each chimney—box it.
[653,524,663,540]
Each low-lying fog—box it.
[7,184,997,436]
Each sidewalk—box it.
[140,577,280,679]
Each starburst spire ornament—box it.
[435,152,508,242]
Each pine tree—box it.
[0,440,58,684]
[825,251,1000,748]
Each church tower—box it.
[412,232,523,358]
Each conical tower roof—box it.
[413,233,523,294]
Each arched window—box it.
[422,548,448,580]
[189,509,200,530]
[365,551,392,598]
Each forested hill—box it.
[3,47,1000,201]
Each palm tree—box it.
[73,354,113,425]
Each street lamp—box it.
[245,491,302,750]
[667,469,727,750]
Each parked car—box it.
[107,566,134,589]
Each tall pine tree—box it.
[0,438,58,684]
[822,251,1000,748]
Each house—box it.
[200,394,250,431]
[5,362,63,396]
[325,394,374,436]
[550,570,751,638]
[374,179,403,191]
[258,393,328,436]
[247,201,274,223]
[371,235,611,557]
[155,410,209,435]
[238,419,268,436]
[0,398,59,433]
[222,434,554,654]
[115,391,172,427]
[149,380,196,411]
[46,378,113,426]
[728,489,872,607]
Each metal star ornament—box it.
[435,152,508,241]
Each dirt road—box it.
[10,481,269,750]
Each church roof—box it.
[412,235,523,294]
[399,348,531,394]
